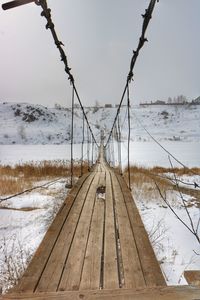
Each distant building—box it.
[105,104,112,108]
[155,100,166,105]
[140,100,166,106]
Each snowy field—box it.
[1,102,200,145]
[0,179,68,292]
[133,188,200,285]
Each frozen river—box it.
[0,142,199,168]
[120,141,200,168]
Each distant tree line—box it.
[167,95,188,104]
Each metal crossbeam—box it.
[2,0,35,10]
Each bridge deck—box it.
[7,152,197,299]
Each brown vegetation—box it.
[123,165,200,196]
[0,160,89,196]
[124,165,170,190]
[150,166,200,176]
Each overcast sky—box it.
[0,0,199,107]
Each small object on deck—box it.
[96,185,106,200]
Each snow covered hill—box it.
[0,101,200,144]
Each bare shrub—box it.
[148,218,168,253]
[123,165,173,201]
[0,236,32,293]
[124,165,200,243]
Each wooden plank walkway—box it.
[2,286,200,300]
[2,149,200,299]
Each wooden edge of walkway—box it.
[184,270,200,287]
[1,286,200,300]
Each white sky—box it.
[0,0,199,107]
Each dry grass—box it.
[124,165,200,183]
[124,166,200,201]
[0,177,28,196]
[0,160,89,178]
[124,165,171,191]
[0,161,89,196]
[150,166,200,176]
[123,165,200,198]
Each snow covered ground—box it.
[0,179,68,292]
[1,102,200,145]
[133,185,200,285]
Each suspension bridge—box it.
[2,146,200,299]
[1,0,200,299]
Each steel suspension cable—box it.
[117,116,122,174]
[111,131,115,167]
[127,85,131,189]
[92,138,94,166]
[87,125,90,170]
[127,0,158,82]
[37,0,73,82]
[105,84,128,148]
[0,177,65,202]
[133,111,199,175]
[114,123,119,167]
[81,111,85,176]
[36,0,98,148]
[70,87,75,187]
[72,84,98,147]
[105,0,158,147]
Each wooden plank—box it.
[116,174,166,287]
[58,173,100,291]
[14,173,91,293]
[110,171,146,289]
[103,171,119,289]
[98,170,105,187]
[79,196,104,289]
[35,173,96,292]
[3,286,200,300]
[184,270,200,286]
[96,162,100,172]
